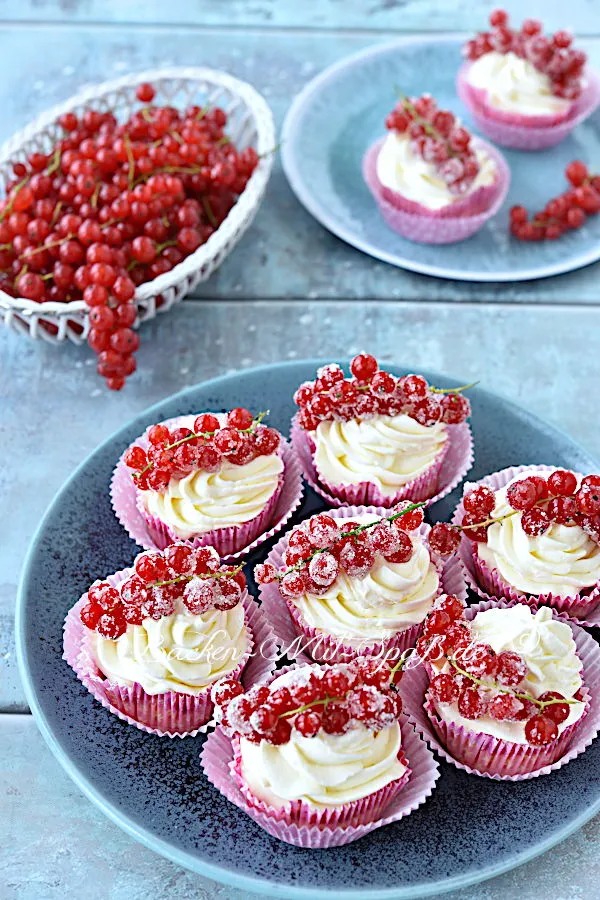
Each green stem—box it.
[446,657,580,711]
[132,411,269,479]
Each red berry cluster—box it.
[0,82,259,389]
[427,469,600,554]
[80,543,246,639]
[420,596,578,746]
[124,409,280,491]
[294,354,472,431]
[510,161,600,241]
[385,95,481,196]
[211,657,403,746]
[465,10,586,100]
[255,505,427,598]
[455,470,600,543]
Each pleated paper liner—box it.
[362,136,510,244]
[111,413,304,560]
[63,565,280,737]
[200,662,439,848]
[259,504,468,665]
[400,598,600,780]
[290,413,473,509]
[457,63,600,150]
[452,463,600,624]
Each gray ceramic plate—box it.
[16,360,600,899]
[281,36,600,282]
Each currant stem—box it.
[281,695,345,719]
[274,502,426,581]
[152,563,243,589]
[132,410,270,479]
[446,656,579,710]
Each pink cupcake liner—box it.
[362,137,510,244]
[457,63,600,150]
[400,598,600,780]
[63,566,280,738]
[230,734,411,828]
[290,414,473,510]
[201,659,439,848]
[453,464,600,622]
[111,414,304,561]
[259,505,468,665]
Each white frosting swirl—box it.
[376,131,496,210]
[434,605,585,743]
[312,413,447,496]
[92,604,249,695]
[476,472,600,598]
[239,670,406,808]
[467,51,571,116]
[290,515,438,642]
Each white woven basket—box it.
[0,67,275,344]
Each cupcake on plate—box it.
[201,657,439,847]
[63,543,278,736]
[290,354,473,508]
[257,506,467,664]
[112,408,303,559]
[458,10,600,150]
[453,465,600,620]
[363,94,510,244]
[404,598,596,778]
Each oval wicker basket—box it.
[0,67,275,344]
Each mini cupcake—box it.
[112,408,303,559]
[201,657,439,847]
[363,94,509,244]
[63,543,278,736]
[453,466,600,620]
[257,506,467,664]
[405,598,595,778]
[458,10,600,150]
[290,354,473,508]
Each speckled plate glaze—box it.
[281,36,600,282]
[16,360,600,900]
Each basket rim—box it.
[0,65,276,318]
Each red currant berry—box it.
[349,352,378,383]
[136,82,156,103]
[227,407,253,430]
[463,485,495,518]
[457,685,487,719]
[547,469,577,497]
[507,478,539,511]
[194,413,220,434]
[538,691,571,725]
[428,523,461,555]
[134,551,170,583]
[496,651,528,687]
[430,673,459,703]
[524,714,559,746]
[521,507,551,537]
[294,709,322,737]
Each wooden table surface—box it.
[2,2,600,898]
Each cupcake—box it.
[201,657,440,846]
[453,466,600,619]
[290,354,473,508]
[409,598,594,778]
[63,543,278,736]
[257,506,467,664]
[112,408,303,559]
[363,94,509,244]
[458,10,600,150]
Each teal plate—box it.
[16,361,600,899]
[281,36,600,282]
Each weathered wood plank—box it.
[0,0,598,35]
[2,714,600,899]
[2,299,599,711]
[1,25,600,303]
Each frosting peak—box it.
[467,51,572,115]
[312,413,447,496]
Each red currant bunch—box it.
[510,161,600,242]
[465,10,586,100]
[79,542,246,638]
[293,355,472,431]
[0,82,260,389]
[212,656,403,745]
[422,596,578,746]
[385,95,480,196]
[255,504,427,598]
[123,409,280,491]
